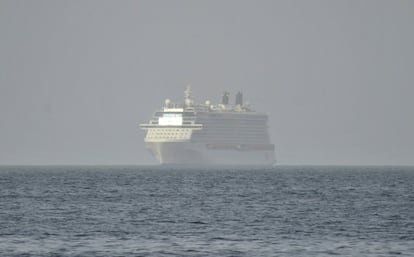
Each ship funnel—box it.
[235,91,243,106]
[222,91,230,105]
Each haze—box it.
[1,0,413,165]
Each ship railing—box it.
[139,123,203,129]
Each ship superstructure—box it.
[140,86,275,165]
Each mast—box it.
[184,84,193,107]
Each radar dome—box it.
[165,98,171,107]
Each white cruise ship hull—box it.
[140,87,276,166]
[145,142,275,166]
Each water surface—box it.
[0,165,413,256]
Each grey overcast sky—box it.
[0,0,413,165]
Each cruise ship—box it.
[140,86,275,165]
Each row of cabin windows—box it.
[147,129,192,139]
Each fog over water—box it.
[1,0,413,165]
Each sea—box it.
[0,165,413,257]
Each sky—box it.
[0,0,413,165]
